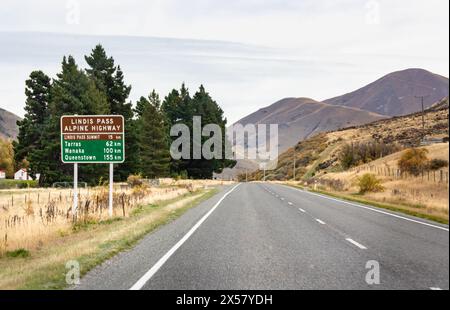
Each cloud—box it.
[0,0,448,123]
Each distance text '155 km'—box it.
[60,115,125,164]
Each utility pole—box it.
[245,169,248,183]
[415,95,429,137]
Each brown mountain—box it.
[236,97,387,153]
[324,68,449,116]
[216,98,387,179]
[0,107,20,139]
[247,100,449,182]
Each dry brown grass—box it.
[319,144,449,219]
[0,180,231,255]
[0,188,216,289]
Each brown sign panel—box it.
[61,115,124,134]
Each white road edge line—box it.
[430,287,442,290]
[129,183,241,290]
[285,186,449,232]
[316,219,326,225]
[345,238,368,250]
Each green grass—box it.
[17,188,219,290]
[6,248,30,258]
[285,183,449,225]
[0,179,38,189]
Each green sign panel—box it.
[61,115,125,164]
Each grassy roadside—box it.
[0,187,219,290]
[285,183,449,225]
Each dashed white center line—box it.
[315,219,326,225]
[280,197,285,201]
[430,287,442,290]
[288,202,293,206]
[298,208,306,213]
[345,238,368,250]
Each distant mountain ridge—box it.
[236,97,387,153]
[0,107,20,139]
[324,69,449,116]
[247,101,449,182]
[217,68,449,179]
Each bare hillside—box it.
[325,69,449,116]
[0,107,20,139]
[249,104,449,181]
[235,97,387,154]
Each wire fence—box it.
[351,165,449,185]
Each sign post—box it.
[74,163,78,218]
[61,115,125,218]
[109,163,113,217]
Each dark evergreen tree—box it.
[85,44,115,94]
[188,85,235,178]
[85,45,137,180]
[148,89,161,108]
[134,96,150,118]
[13,71,51,184]
[161,84,192,175]
[138,96,170,179]
[162,84,235,179]
[162,89,183,127]
[38,56,109,186]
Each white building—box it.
[14,169,33,181]
[0,170,6,179]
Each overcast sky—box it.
[0,0,448,123]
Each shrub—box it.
[127,174,143,187]
[398,148,429,176]
[339,141,400,170]
[0,180,38,189]
[6,248,30,258]
[357,174,384,194]
[427,159,449,171]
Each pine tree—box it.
[13,71,51,183]
[161,84,235,179]
[85,45,137,180]
[187,85,235,179]
[37,56,110,186]
[85,44,115,94]
[161,84,193,175]
[162,89,182,127]
[148,89,161,108]
[134,90,165,176]
[134,96,150,119]
[138,97,170,179]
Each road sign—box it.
[61,115,125,218]
[60,115,125,164]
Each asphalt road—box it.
[75,183,449,290]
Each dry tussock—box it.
[0,180,231,255]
